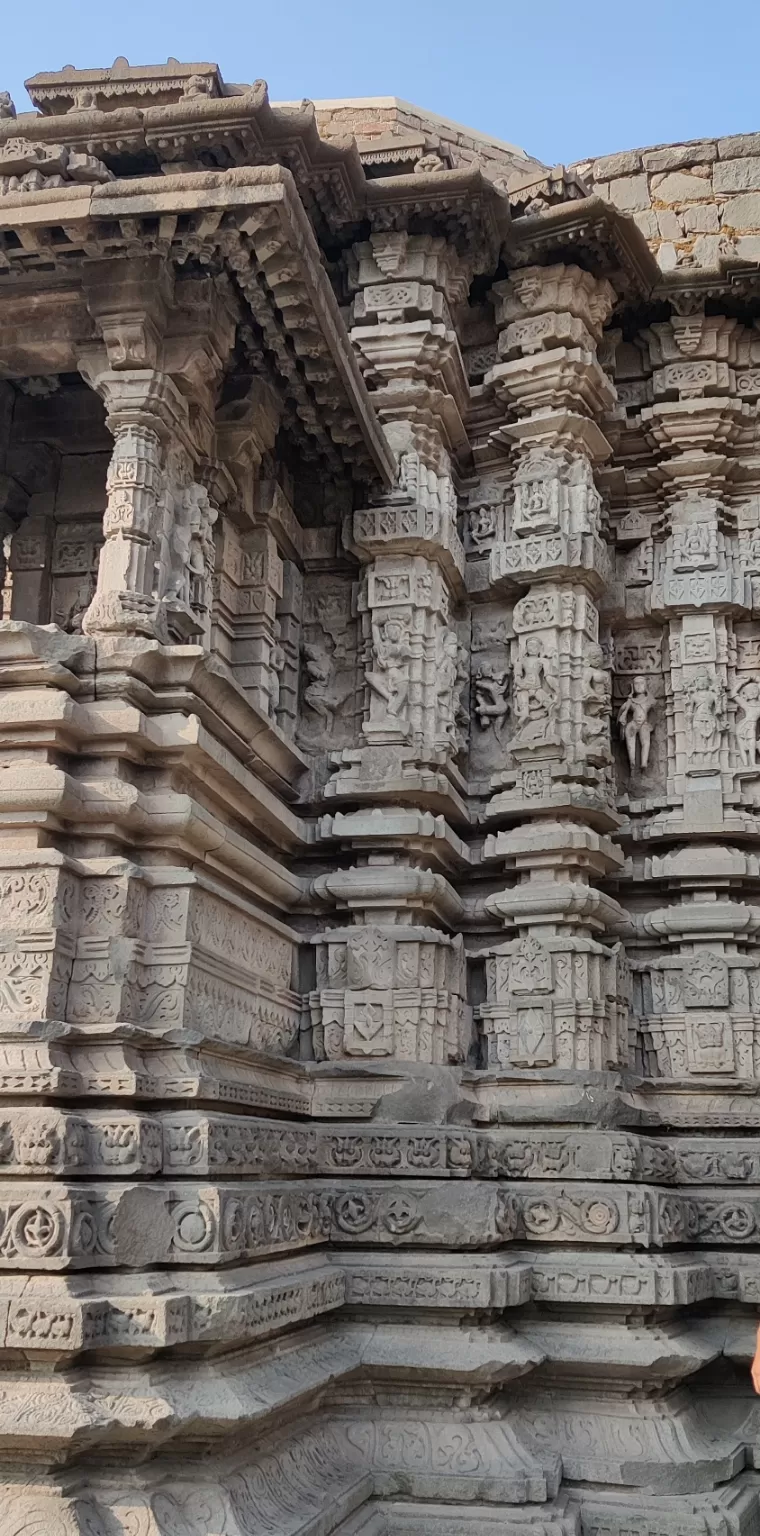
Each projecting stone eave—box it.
[3,81,370,239]
[512,193,661,304]
[0,166,397,487]
[24,57,227,114]
[364,165,515,271]
[276,94,536,164]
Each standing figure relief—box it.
[733,677,760,769]
[618,675,656,773]
[512,637,558,743]
[366,618,412,723]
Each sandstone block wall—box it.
[575,131,760,269]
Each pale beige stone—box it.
[691,232,722,265]
[642,141,716,171]
[683,203,720,232]
[731,233,760,260]
[717,132,760,157]
[656,209,684,239]
[714,155,760,192]
[632,208,659,239]
[657,240,679,269]
[591,149,642,179]
[651,169,713,201]
[604,172,650,210]
[721,191,760,228]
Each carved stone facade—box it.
[1,54,760,1535]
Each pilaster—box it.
[478,263,628,1079]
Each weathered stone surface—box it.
[714,155,760,192]
[651,168,713,201]
[592,150,643,179]
[656,208,684,239]
[605,172,651,210]
[718,132,760,157]
[683,202,719,232]
[721,191,760,227]
[1,51,760,1536]
[642,141,717,171]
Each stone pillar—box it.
[328,232,470,809]
[622,311,760,1079]
[214,522,284,715]
[311,232,473,1063]
[213,380,290,719]
[79,264,232,647]
[275,558,303,737]
[79,368,214,641]
[480,264,629,1076]
[310,808,470,1064]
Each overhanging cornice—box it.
[511,194,660,303]
[0,165,396,485]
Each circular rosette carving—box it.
[173,1200,215,1254]
[333,1192,377,1234]
[522,1197,560,1236]
[382,1194,421,1236]
[717,1202,756,1241]
[582,1198,619,1236]
[10,1201,65,1259]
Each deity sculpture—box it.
[159,489,193,606]
[0,92,16,120]
[469,505,497,551]
[70,87,98,111]
[186,484,217,624]
[685,669,725,762]
[181,74,213,99]
[733,677,760,769]
[473,664,510,737]
[582,644,611,754]
[302,641,338,728]
[435,629,460,742]
[677,520,712,567]
[617,675,656,773]
[526,480,549,517]
[64,578,97,635]
[512,637,557,742]
[414,152,446,174]
[454,641,470,739]
[366,618,412,722]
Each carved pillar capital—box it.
[77,362,215,641]
[82,255,174,372]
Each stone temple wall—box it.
[573,133,760,270]
[1,54,760,1536]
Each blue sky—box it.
[3,0,758,167]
